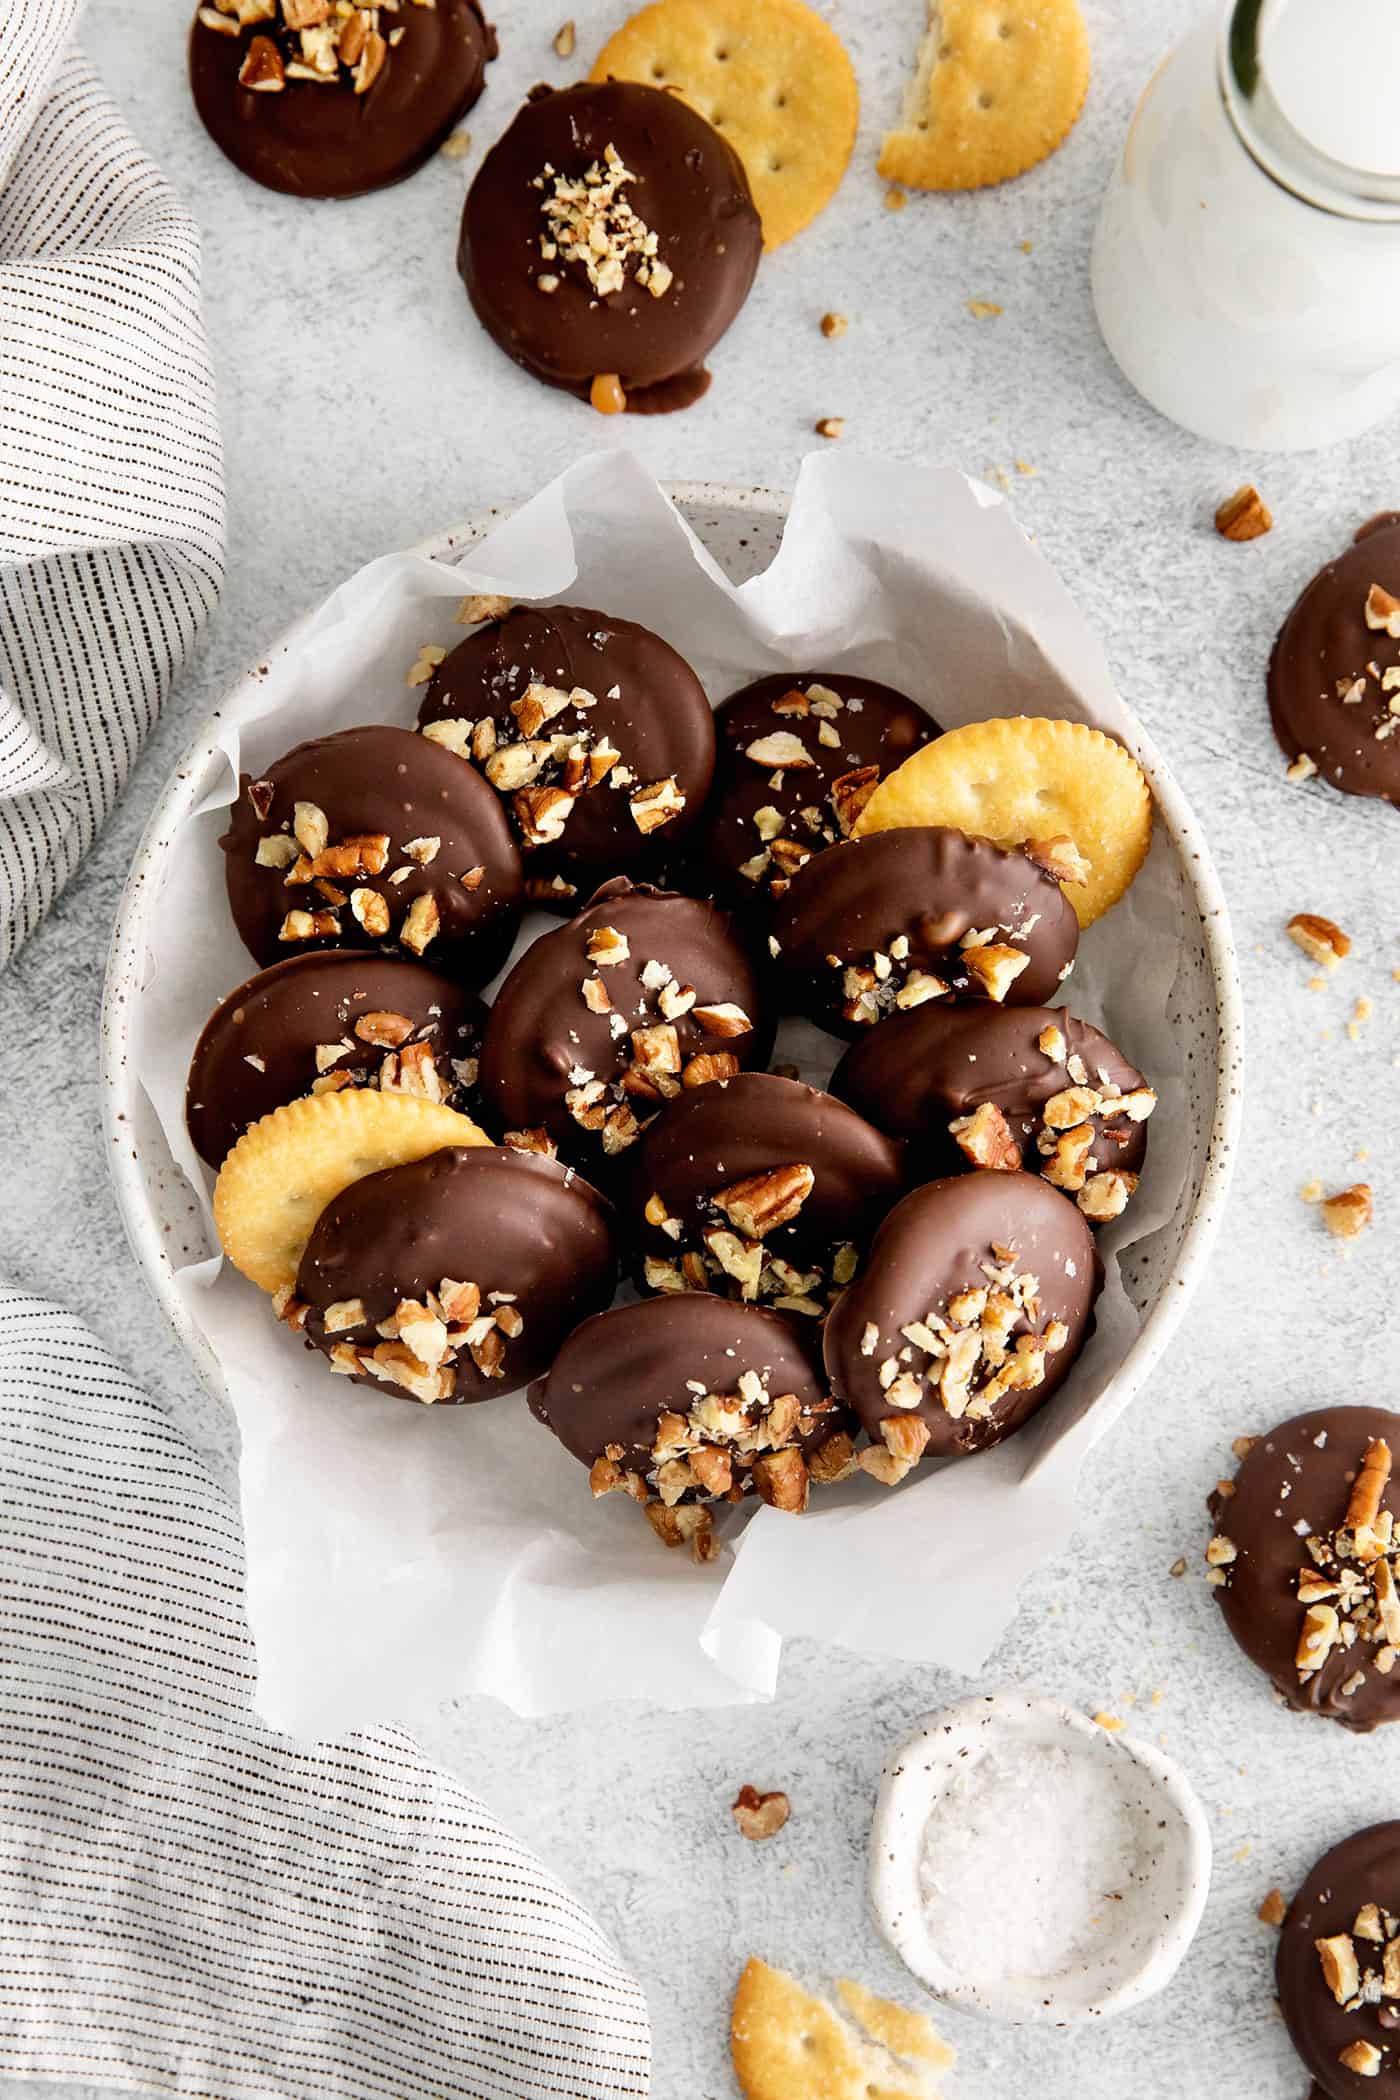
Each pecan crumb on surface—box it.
[1214,485,1273,541]
[1287,912,1350,969]
[731,1785,791,1841]
[814,416,845,440]
[552,17,575,56]
[1321,1184,1373,1240]
[1257,1887,1287,1927]
[820,311,848,339]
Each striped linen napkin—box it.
[0,0,223,964]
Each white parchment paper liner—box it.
[131,453,1195,1733]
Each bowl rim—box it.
[867,1690,1214,2025]
[99,473,1245,1422]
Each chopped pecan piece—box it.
[1322,1184,1373,1240]
[731,1785,790,1840]
[630,775,686,833]
[355,1009,414,1048]
[1366,583,1400,636]
[807,1432,858,1484]
[692,1002,753,1038]
[1316,1932,1360,2004]
[752,1447,810,1513]
[830,765,879,835]
[457,592,514,626]
[713,1164,814,1239]
[1214,484,1273,541]
[239,33,285,87]
[682,1051,740,1088]
[350,887,390,938]
[400,892,440,955]
[1025,833,1091,887]
[1258,1889,1287,1928]
[962,943,1030,1002]
[1287,912,1350,968]
[950,1102,1022,1172]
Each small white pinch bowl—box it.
[869,1692,1212,2026]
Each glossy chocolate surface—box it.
[418,602,714,902]
[222,723,522,983]
[830,1001,1150,1205]
[632,1071,907,1314]
[189,0,495,199]
[528,1292,849,1490]
[186,949,487,1167]
[1269,518,1400,808]
[477,879,767,1175]
[295,1145,616,1402]
[459,81,762,407]
[696,671,939,912]
[824,1171,1099,1460]
[771,826,1080,1037]
[1209,1406,1400,1733]
[1278,1822,1400,2097]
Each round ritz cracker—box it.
[731,1957,952,2100]
[853,716,1152,928]
[591,0,858,248]
[879,0,1090,193]
[213,1088,490,1295]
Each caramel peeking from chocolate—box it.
[189,0,496,198]
[823,1171,1100,1465]
[291,1145,617,1402]
[1207,1405,1400,1733]
[221,724,523,985]
[696,672,940,914]
[459,81,762,409]
[1276,1822,1400,2097]
[417,603,715,900]
[1269,518,1400,807]
[186,950,487,1168]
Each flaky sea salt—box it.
[918,1741,1146,1983]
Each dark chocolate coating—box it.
[631,1071,908,1311]
[696,672,940,913]
[186,949,487,1168]
[296,1145,616,1402]
[824,1172,1100,1460]
[1278,1823,1400,2098]
[771,826,1080,1038]
[189,0,495,200]
[459,81,762,407]
[1208,1406,1400,1732]
[1269,518,1400,809]
[528,1293,848,1486]
[418,603,715,902]
[222,724,523,985]
[830,1001,1150,1192]
[477,879,768,1176]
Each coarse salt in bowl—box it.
[869,1692,1212,2025]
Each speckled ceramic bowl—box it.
[870,1693,1213,2025]
[100,477,1243,1420]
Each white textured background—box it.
[5,0,1399,2094]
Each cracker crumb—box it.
[1015,459,1037,476]
[967,299,1003,318]
[884,185,907,211]
[439,128,472,160]
[820,311,848,338]
[552,17,575,55]
[1258,1888,1287,1926]
[815,416,845,440]
[1347,995,1373,1040]
[1299,1179,1323,1203]
[1091,1710,1123,1732]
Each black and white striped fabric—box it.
[0,1289,653,2096]
[0,0,224,965]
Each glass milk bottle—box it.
[1092,0,1400,451]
